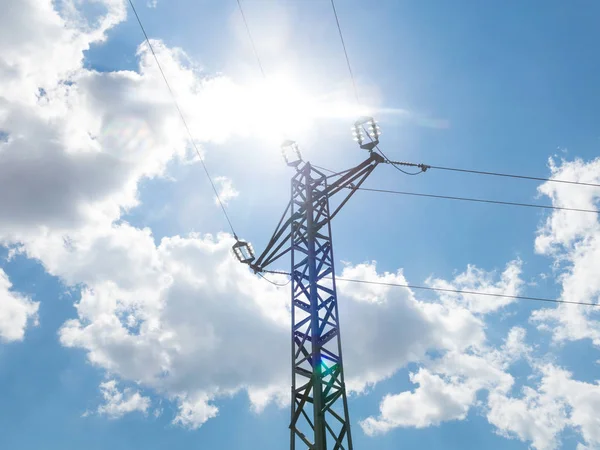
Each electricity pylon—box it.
[233,117,383,450]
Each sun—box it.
[244,75,317,142]
[237,72,366,146]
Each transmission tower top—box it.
[231,118,385,449]
[232,117,385,274]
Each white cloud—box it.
[0,48,197,239]
[0,0,516,415]
[361,302,600,450]
[426,260,524,314]
[336,261,494,392]
[361,369,477,433]
[0,0,142,241]
[214,176,239,206]
[361,327,526,435]
[0,0,293,423]
[33,226,520,427]
[0,7,357,243]
[531,157,600,346]
[0,269,39,342]
[0,9,535,409]
[534,157,600,254]
[247,384,288,413]
[0,0,394,247]
[0,0,126,105]
[0,2,268,243]
[487,383,566,450]
[1,2,598,449]
[53,228,290,420]
[358,154,600,449]
[172,393,218,429]
[487,364,600,450]
[97,379,150,418]
[147,0,158,8]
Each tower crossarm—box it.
[252,151,384,271]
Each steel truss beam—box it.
[290,163,353,450]
[246,151,383,450]
[253,152,383,271]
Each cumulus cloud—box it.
[214,176,239,206]
[172,394,218,429]
[0,0,126,103]
[0,5,355,243]
[360,156,600,449]
[0,1,302,243]
[35,225,522,427]
[488,364,600,450]
[97,379,150,418]
[1,1,598,449]
[531,157,600,346]
[361,369,477,433]
[52,228,289,420]
[0,0,498,426]
[426,259,524,314]
[336,261,493,392]
[361,327,526,435]
[0,46,198,239]
[0,269,39,342]
[362,325,600,450]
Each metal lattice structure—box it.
[233,118,383,450]
[288,163,354,449]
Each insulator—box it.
[232,240,255,264]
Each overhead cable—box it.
[330,0,361,106]
[385,158,600,189]
[235,0,266,78]
[127,0,238,238]
[262,270,599,307]
[257,272,291,287]
[311,163,597,213]
[428,164,600,188]
[352,186,600,214]
[378,147,427,176]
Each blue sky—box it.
[1,1,600,449]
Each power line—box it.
[318,153,600,189]
[235,0,266,78]
[429,164,600,188]
[263,270,600,307]
[310,162,597,213]
[233,1,300,291]
[330,0,361,106]
[127,0,238,238]
[257,272,291,287]
[387,160,600,189]
[352,186,600,214]
[336,277,600,307]
[312,163,336,174]
[378,147,426,176]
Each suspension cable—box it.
[235,0,266,78]
[352,186,600,214]
[384,157,600,189]
[330,0,361,106]
[127,0,238,238]
[262,270,599,307]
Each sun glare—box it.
[239,73,366,145]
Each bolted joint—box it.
[370,152,385,164]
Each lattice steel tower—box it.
[232,117,383,450]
